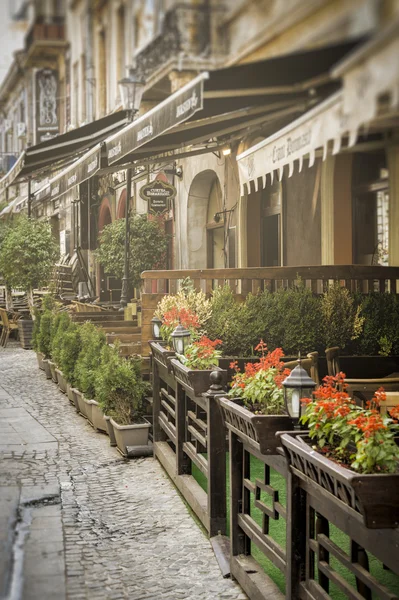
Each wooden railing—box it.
[141,265,399,356]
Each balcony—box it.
[25,16,65,57]
[135,3,220,84]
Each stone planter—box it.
[67,383,75,406]
[42,358,52,380]
[110,418,151,457]
[48,361,58,383]
[70,388,81,413]
[219,396,293,454]
[73,389,87,418]
[170,358,227,397]
[82,396,94,424]
[36,352,45,371]
[56,369,67,394]
[18,319,34,349]
[104,415,117,447]
[280,432,399,529]
[90,400,107,433]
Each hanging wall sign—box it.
[139,179,176,215]
[35,69,59,144]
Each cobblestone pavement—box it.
[0,342,247,600]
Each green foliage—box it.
[74,322,106,398]
[95,214,169,289]
[32,308,42,352]
[320,283,364,350]
[37,311,53,359]
[0,216,59,293]
[94,344,149,424]
[176,337,222,370]
[58,322,82,386]
[51,312,71,365]
[351,293,399,356]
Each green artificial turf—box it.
[192,455,399,599]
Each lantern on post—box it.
[282,355,317,429]
[118,69,145,114]
[171,322,191,355]
[151,316,162,341]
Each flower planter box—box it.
[18,319,34,349]
[219,396,293,454]
[104,415,117,446]
[55,369,67,394]
[73,389,87,418]
[170,358,227,397]
[42,358,52,380]
[48,361,58,383]
[70,388,81,413]
[83,396,93,424]
[149,341,175,372]
[90,400,107,433]
[110,418,151,457]
[280,432,399,529]
[36,352,45,370]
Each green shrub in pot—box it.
[75,322,106,398]
[352,292,399,356]
[51,312,71,366]
[58,322,82,387]
[320,282,364,351]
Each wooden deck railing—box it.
[141,265,399,356]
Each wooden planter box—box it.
[219,396,293,454]
[110,418,151,457]
[149,341,175,372]
[48,361,58,383]
[42,358,52,380]
[18,319,34,349]
[280,432,399,529]
[36,352,45,370]
[170,358,227,397]
[55,369,67,394]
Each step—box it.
[72,312,124,322]
[95,321,140,329]
[101,326,142,335]
[106,333,142,344]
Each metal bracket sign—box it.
[139,179,176,215]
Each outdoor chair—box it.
[0,307,20,348]
[325,346,399,406]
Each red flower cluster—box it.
[190,336,222,359]
[230,342,290,390]
[348,412,387,438]
[163,306,200,330]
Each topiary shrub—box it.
[37,311,53,359]
[51,312,71,366]
[352,293,399,356]
[94,343,149,424]
[58,322,82,387]
[32,308,42,352]
[320,283,364,351]
[74,322,106,398]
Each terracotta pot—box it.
[104,415,117,446]
[48,361,58,383]
[36,352,45,370]
[90,400,107,433]
[110,418,151,457]
[42,358,52,380]
[55,369,67,394]
[219,396,293,454]
[280,432,399,529]
[170,358,227,397]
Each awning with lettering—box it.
[33,144,101,203]
[104,39,363,168]
[332,18,399,146]
[236,92,345,195]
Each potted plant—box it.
[74,322,107,431]
[51,311,71,393]
[37,307,54,380]
[94,343,151,455]
[32,307,44,370]
[171,335,227,396]
[0,216,59,348]
[219,341,298,454]
[57,322,82,412]
[280,373,399,528]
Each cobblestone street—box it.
[0,342,247,600]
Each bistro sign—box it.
[139,180,176,215]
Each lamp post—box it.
[118,70,145,311]
[282,355,317,429]
[171,322,191,355]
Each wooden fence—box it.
[141,265,399,356]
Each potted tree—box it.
[94,343,151,455]
[0,216,59,348]
[57,322,82,411]
[74,322,107,431]
[51,311,71,393]
[37,306,54,379]
[281,374,399,528]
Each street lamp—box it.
[151,316,162,340]
[171,322,191,355]
[282,355,317,429]
[118,70,145,311]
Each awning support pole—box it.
[119,166,131,311]
[28,178,32,218]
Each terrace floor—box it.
[0,342,247,600]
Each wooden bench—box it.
[0,308,20,347]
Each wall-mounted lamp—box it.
[164,165,183,179]
[222,146,231,156]
[213,208,235,223]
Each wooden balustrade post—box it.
[152,361,166,443]
[205,372,227,537]
[176,382,191,475]
[286,469,307,600]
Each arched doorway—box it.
[97,198,112,300]
[246,179,283,267]
[116,189,126,220]
[187,170,223,269]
